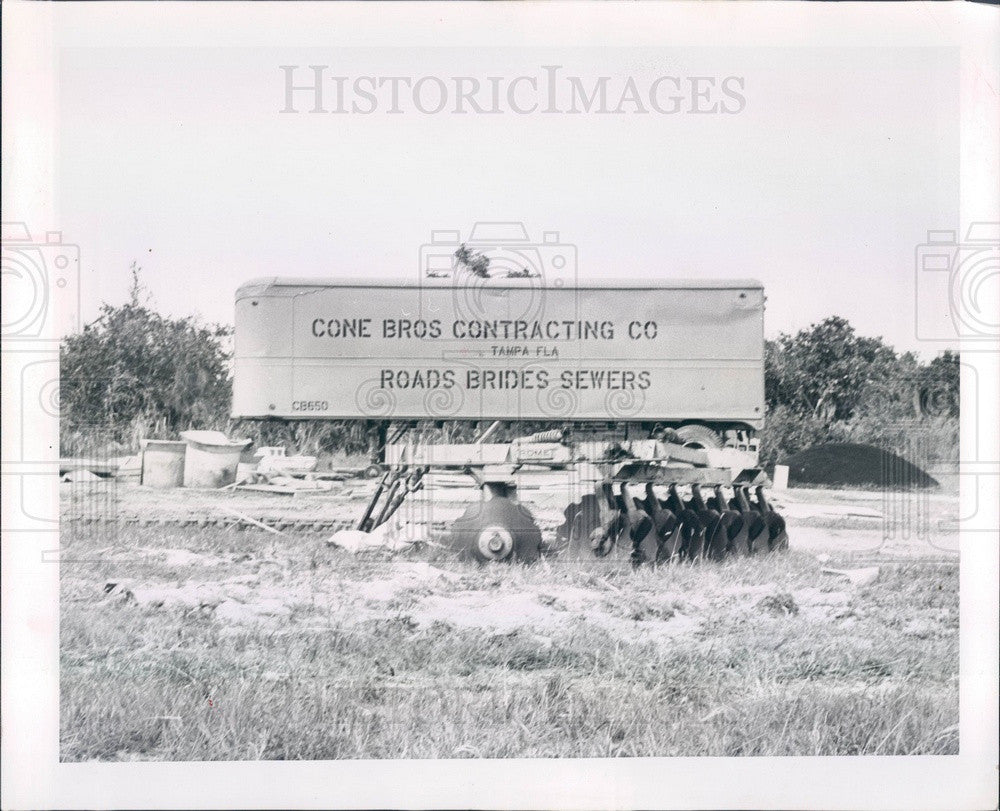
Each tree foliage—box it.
[60,266,232,451]
[453,244,491,278]
[765,316,918,421]
[761,317,959,468]
[913,350,960,418]
[765,317,958,421]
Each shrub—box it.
[60,266,232,455]
[762,319,959,467]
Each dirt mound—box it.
[781,443,938,489]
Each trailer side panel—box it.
[233,279,765,426]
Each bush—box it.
[758,406,829,469]
[760,407,958,472]
[762,319,959,468]
[60,267,232,455]
[830,414,959,467]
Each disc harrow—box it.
[588,476,788,567]
[346,422,789,566]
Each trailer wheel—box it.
[675,424,724,450]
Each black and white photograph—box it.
[1,2,997,809]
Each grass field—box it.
[60,523,959,761]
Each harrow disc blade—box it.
[644,484,682,563]
[631,523,659,569]
[719,510,748,557]
[643,484,672,534]
[733,485,770,554]
[679,511,706,560]
[627,508,654,547]
[689,484,725,561]
[590,512,625,558]
[715,486,749,557]
[747,517,771,554]
[767,514,790,551]
[705,521,728,560]
[657,523,685,563]
[754,486,789,552]
[666,483,704,561]
[618,485,649,535]
[557,492,602,545]
[618,484,655,568]
[448,496,543,563]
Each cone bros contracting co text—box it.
[308,316,659,399]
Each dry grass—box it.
[60,525,958,761]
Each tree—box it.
[914,350,960,417]
[60,265,232,450]
[453,244,491,278]
[761,317,960,466]
[765,316,910,422]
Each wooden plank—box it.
[217,507,291,536]
[59,458,118,475]
[235,484,298,495]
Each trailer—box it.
[233,275,787,564]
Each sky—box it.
[55,44,960,355]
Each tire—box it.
[363,464,383,479]
[674,424,724,450]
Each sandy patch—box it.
[137,548,231,568]
[403,584,702,644]
[107,554,867,639]
[353,561,460,601]
[791,587,852,620]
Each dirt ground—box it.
[59,481,959,760]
